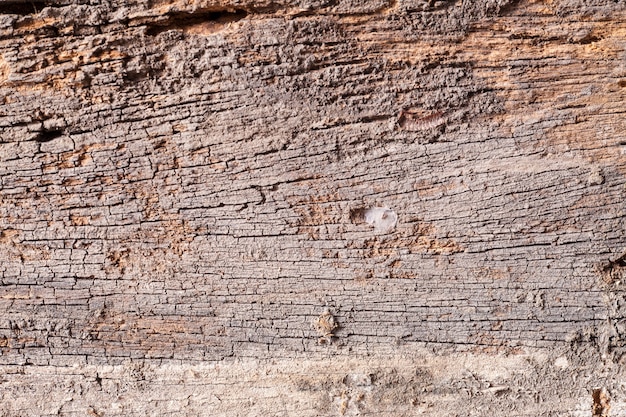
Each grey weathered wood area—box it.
[0,0,625,415]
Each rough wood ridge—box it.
[0,0,625,415]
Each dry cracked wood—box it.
[0,0,625,415]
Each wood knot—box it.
[312,309,338,344]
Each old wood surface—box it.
[0,0,625,415]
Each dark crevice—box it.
[592,388,610,417]
[604,253,626,270]
[35,129,63,143]
[0,0,47,15]
[349,208,367,224]
[145,9,248,36]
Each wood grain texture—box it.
[0,0,625,415]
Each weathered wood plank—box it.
[0,0,625,415]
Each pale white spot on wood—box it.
[554,356,569,369]
[364,207,397,233]
[588,170,604,186]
